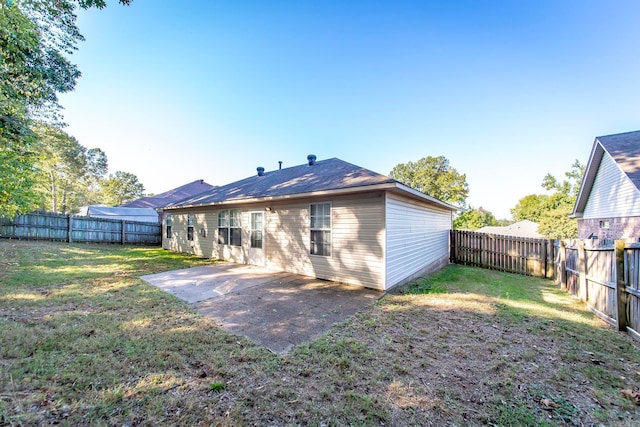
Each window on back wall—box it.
[599,220,610,229]
[217,209,242,246]
[187,214,194,241]
[165,214,172,238]
[310,202,331,256]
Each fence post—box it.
[68,215,73,243]
[121,220,126,245]
[578,240,586,301]
[541,240,547,278]
[615,240,628,332]
[559,240,567,290]
[450,230,455,263]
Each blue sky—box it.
[58,0,640,218]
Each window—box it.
[165,214,172,238]
[250,212,263,249]
[599,220,610,229]
[218,209,242,246]
[187,214,194,241]
[310,202,331,256]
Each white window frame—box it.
[310,202,332,257]
[217,209,242,246]
[250,211,264,249]
[187,214,194,241]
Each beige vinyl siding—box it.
[583,152,640,219]
[162,208,217,258]
[385,192,451,288]
[164,193,386,289]
[265,192,386,289]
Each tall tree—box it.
[0,0,131,216]
[100,171,145,206]
[389,155,469,206]
[33,123,87,213]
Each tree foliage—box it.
[454,207,498,230]
[511,160,585,239]
[389,155,469,206]
[100,171,145,206]
[0,0,131,216]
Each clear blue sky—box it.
[58,0,640,218]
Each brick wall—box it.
[578,216,640,240]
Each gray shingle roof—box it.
[597,130,640,190]
[573,130,640,216]
[173,158,396,207]
[122,179,216,209]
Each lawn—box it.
[1,240,639,426]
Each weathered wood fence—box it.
[556,239,640,340]
[450,230,640,339]
[0,212,161,245]
[450,230,555,278]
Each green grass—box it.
[1,240,639,425]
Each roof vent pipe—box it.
[278,161,282,170]
[307,154,316,166]
[257,167,265,176]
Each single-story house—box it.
[572,130,640,239]
[476,220,542,238]
[163,155,456,290]
[121,179,216,223]
[77,205,159,223]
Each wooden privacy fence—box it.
[556,239,640,340]
[450,230,555,278]
[0,212,161,245]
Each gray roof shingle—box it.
[597,130,640,190]
[173,158,396,207]
[122,179,216,209]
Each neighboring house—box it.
[163,155,456,290]
[572,130,640,240]
[121,179,216,223]
[78,205,159,223]
[476,220,542,238]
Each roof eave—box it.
[166,181,457,211]
[572,139,604,216]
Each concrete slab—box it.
[141,263,292,303]
[142,263,382,354]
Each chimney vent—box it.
[257,167,265,177]
[307,154,317,166]
[278,161,282,170]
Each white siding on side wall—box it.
[583,152,640,219]
[385,193,451,288]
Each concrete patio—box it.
[141,263,382,354]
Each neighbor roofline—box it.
[166,182,457,211]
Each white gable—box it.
[583,151,640,218]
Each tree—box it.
[511,194,550,223]
[0,0,131,216]
[100,171,145,206]
[33,123,88,213]
[389,155,469,206]
[454,207,498,230]
[510,160,585,239]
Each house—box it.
[163,155,456,290]
[121,179,216,223]
[78,205,159,223]
[572,130,640,239]
[476,220,542,238]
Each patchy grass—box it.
[1,240,639,425]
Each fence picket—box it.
[1,212,161,245]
